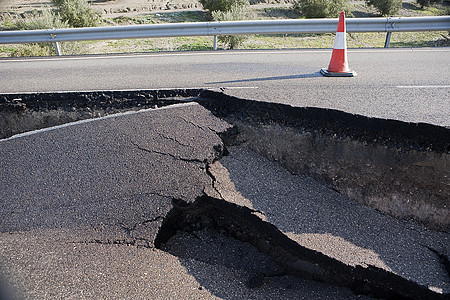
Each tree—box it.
[365,0,402,16]
[200,0,249,12]
[293,0,351,18]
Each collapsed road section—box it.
[0,89,449,299]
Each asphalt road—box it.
[1,49,449,299]
[1,48,449,126]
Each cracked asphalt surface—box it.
[0,102,362,299]
[0,103,230,298]
[1,101,449,299]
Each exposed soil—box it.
[198,91,450,230]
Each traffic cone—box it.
[320,11,356,77]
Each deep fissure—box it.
[1,89,449,299]
[154,194,445,300]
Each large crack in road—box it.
[1,89,449,299]
[156,194,447,300]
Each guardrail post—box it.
[213,35,217,50]
[384,32,392,48]
[50,29,62,56]
[54,42,62,56]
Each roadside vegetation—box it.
[51,0,100,27]
[293,0,352,18]
[212,2,250,49]
[0,0,448,57]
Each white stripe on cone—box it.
[333,32,346,50]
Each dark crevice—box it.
[113,216,167,249]
[2,88,448,152]
[0,89,203,113]
[180,229,202,241]
[131,139,227,166]
[154,195,447,300]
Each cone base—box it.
[320,68,356,77]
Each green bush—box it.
[200,0,249,12]
[10,9,67,57]
[365,0,402,16]
[213,3,248,49]
[51,0,99,27]
[293,0,351,18]
[10,9,85,57]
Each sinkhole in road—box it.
[1,89,449,299]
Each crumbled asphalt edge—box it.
[196,90,450,153]
[1,89,449,299]
[0,89,203,138]
[2,88,449,152]
[0,89,203,112]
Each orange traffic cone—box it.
[320,11,356,77]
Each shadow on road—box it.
[163,227,361,299]
[206,72,321,85]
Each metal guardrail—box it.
[1,16,449,54]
